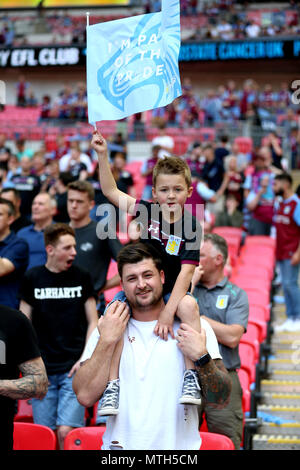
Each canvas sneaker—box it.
[98,379,120,416]
[179,369,202,405]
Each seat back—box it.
[200,431,235,450]
[14,399,34,423]
[13,422,57,450]
[64,426,106,450]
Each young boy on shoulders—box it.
[91,131,203,415]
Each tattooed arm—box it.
[0,357,48,400]
[197,358,231,409]
[176,323,231,409]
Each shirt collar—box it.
[0,230,15,245]
[197,276,228,290]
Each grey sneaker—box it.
[179,369,202,405]
[98,379,120,416]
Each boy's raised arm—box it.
[91,130,136,214]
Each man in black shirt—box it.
[19,223,98,449]
[0,304,48,451]
[67,180,123,314]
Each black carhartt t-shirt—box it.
[19,265,95,375]
[0,305,41,451]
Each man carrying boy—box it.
[91,131,202,415]
[73,243,231,450]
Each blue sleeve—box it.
[4,237,29,272]
[293,199,300,226]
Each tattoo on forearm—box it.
[0,360,48,400]
[197,359,232,409]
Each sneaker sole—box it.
[179,397,202,405]
[98,408,119,416]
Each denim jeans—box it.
[278,259,300,320]
[31,372,85,430]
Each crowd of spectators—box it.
[13,75,299,134]
[0,111,300,447]
[0,1,299,48]
[0,118,298,248]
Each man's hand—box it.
[176,323,207,362]
[98,301,130,345]
[91,130,108,155]
[68,359,81,378]
[192,264,204,287]
[154,308,175,341]
[291,251,300,266]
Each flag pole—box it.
[86,11,97,131]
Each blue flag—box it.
[86,0,182,125]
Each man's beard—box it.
[128,286,163,310]
[274,189,284,197]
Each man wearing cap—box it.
[191,233,249,449]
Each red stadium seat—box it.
[248,306,267,342]
[13,422,57,450]
[233,136,253,154]
[239,342,256,383]
[232,264,273,283]
[212,226,243,244]
[14,399,33,423]
[238,367,251,413]
[241,322,260,362]
[231,274,271,292]
[63,426,235,450]
[173,135,190,155]
[200,432,235,450]
[243,235,276,249]
[64,426,105,450]
[199,127,216,142]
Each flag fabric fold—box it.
[86,0,182,125]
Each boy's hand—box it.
[154,308,175,341]
[91,130,108,155]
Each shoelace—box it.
[101,381,119,408]
[182,370,200,395]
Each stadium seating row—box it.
[13,421,235,450]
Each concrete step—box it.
[257,421,300,436]
[271,337,300,349]
[261,392,300,406]
[252,434,300,450]
[268,369,300,381]
[272,331,300,341]
[261,379,300,393]
[258,404,300,421]
[267,359,299,371]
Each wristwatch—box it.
[195,352,211,367]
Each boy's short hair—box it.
[44,223,75,247]
[204,233,228,265]
[67,180,95,201]
[117,242,163,278]
[152,156,191,188]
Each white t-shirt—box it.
[81,317,222,450]
[59,152,93,173]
